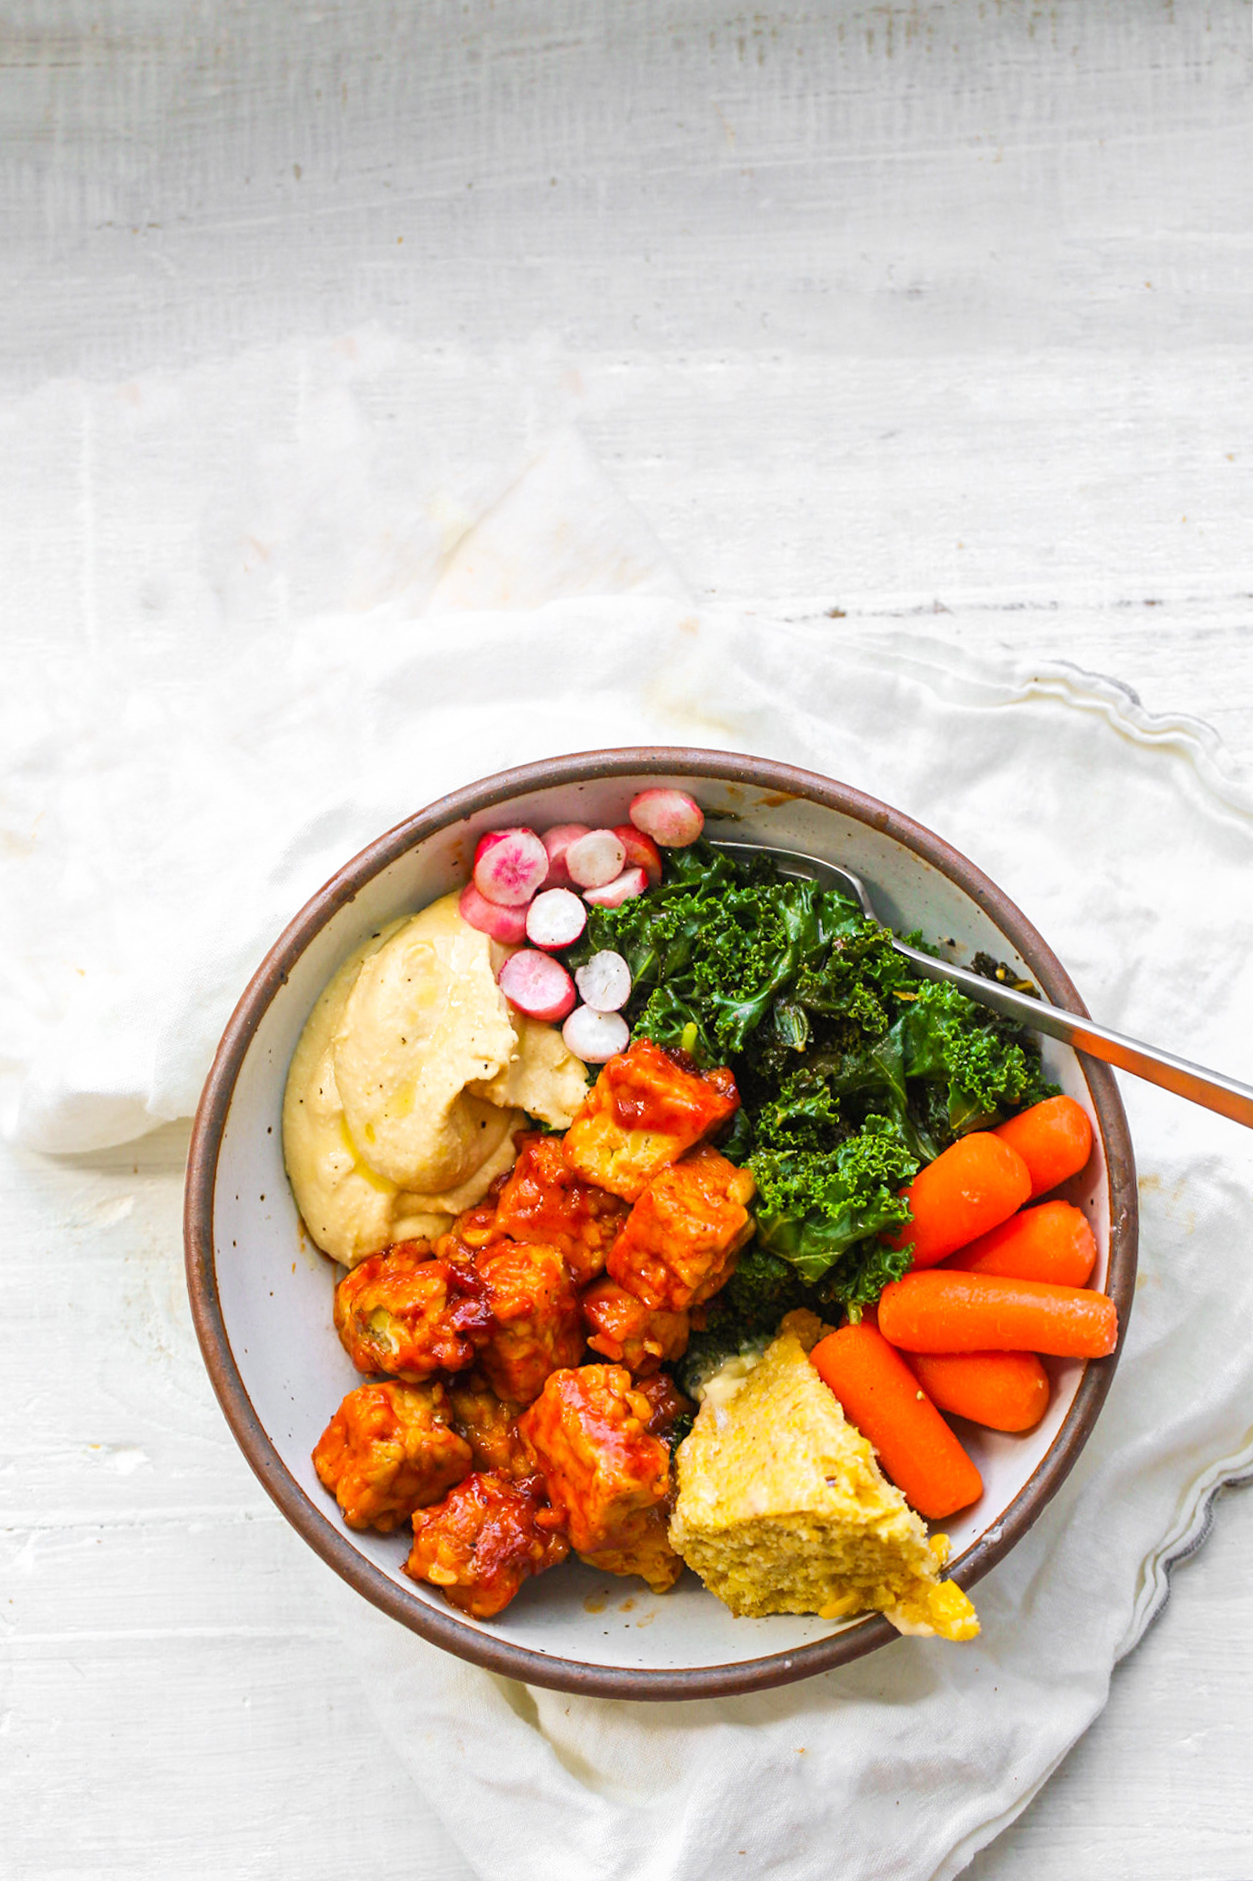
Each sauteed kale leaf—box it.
[749,1103,917,1286]
[573,840,1054,1303]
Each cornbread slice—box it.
[669,1321,978,1640]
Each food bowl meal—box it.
[184,749,1137,1700]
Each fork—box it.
[713,841,1253,1130]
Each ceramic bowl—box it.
[184,749,1137,1700]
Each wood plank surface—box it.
[3,3,1252,1876]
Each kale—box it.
[570,840,868,1064]
[899,981,1056,1138]
[750,1108,918,1288]
[578,839,1056,1315]
[970,951,1042,996]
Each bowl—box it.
[184,748,1137,1700]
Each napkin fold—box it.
[0,421,683,1152]
[6,370,1252,1880]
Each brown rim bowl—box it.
[184,748,1137,1700]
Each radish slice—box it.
[526,888,587,950]
[473,827,549,906]
[562,1006,630,1063]
[583,866,649,909]
[459,881,529,943]
[612,824,663,886]
[575,951,632,1013]
[498,950,577,1023]
[565,829,626,889]
[628,788,704,848]
[541,823,591,888]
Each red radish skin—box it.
[565,829,627,889]
[498,951,577,1023]
[575,951,632,1013]
[473,828,549,907]
[525,888,587,950]
[541,823,591,889]
[459,882,528,944]
[562,1006,630,1063]
[611,824,663,886]
[583,867,649,909]
[628,788,704,848]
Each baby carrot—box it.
[883,1131,1032,1268]
[946,1200,1098,1288]
[994,1095,1093,1199]
[904,1350,1051,1434]
[878,1269,1118,1359]
[811,1323,983,1519]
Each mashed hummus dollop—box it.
[282,893,589,1265]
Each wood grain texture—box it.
[968,1486,1253,1879]
[3,1,1253,1875]
[1,1125,477,1880]
[1,0,1251,381]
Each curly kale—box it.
[750,1105,918,1289]
[576,839,1055,1317]
[569,842,872,1065]
[899,981,1056,1137]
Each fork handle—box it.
[897,942,1253,1130]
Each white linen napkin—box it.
[314,613,1253,1881]
[5,393,1252,1880]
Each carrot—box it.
[878,1269,1118,1359]
[904,1350,1051,1433]
[883,1132,1032,1268]
[810,1323,983,1520]
[993,1095,1093,1199]
[946,1200,1097,1288]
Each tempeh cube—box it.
[516,1364,671,1556]
[312,1379,472,1533]
[561,1040,739,1201]
[606,1145,755,1312]
[489,1132,629,1285]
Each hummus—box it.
[469,1013,591,1126]
[282,893,589,1265]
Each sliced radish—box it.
[540,823,591,888]
[498,950,577,1023]
[583,866,649,909]
[526,887,587,950]
[473,827,549,906]
[459,881,529,944]
[628,788,704,848]
[575,950,632,1013]
[565,828,626,889]
[612,824,663,886]
[562,1006,630,1063]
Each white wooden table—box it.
[4,4,1253,1874]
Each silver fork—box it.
[713,841,1253,1130]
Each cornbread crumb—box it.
[669,1327,979,1640]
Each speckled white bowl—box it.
[184,749,1137,1700]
